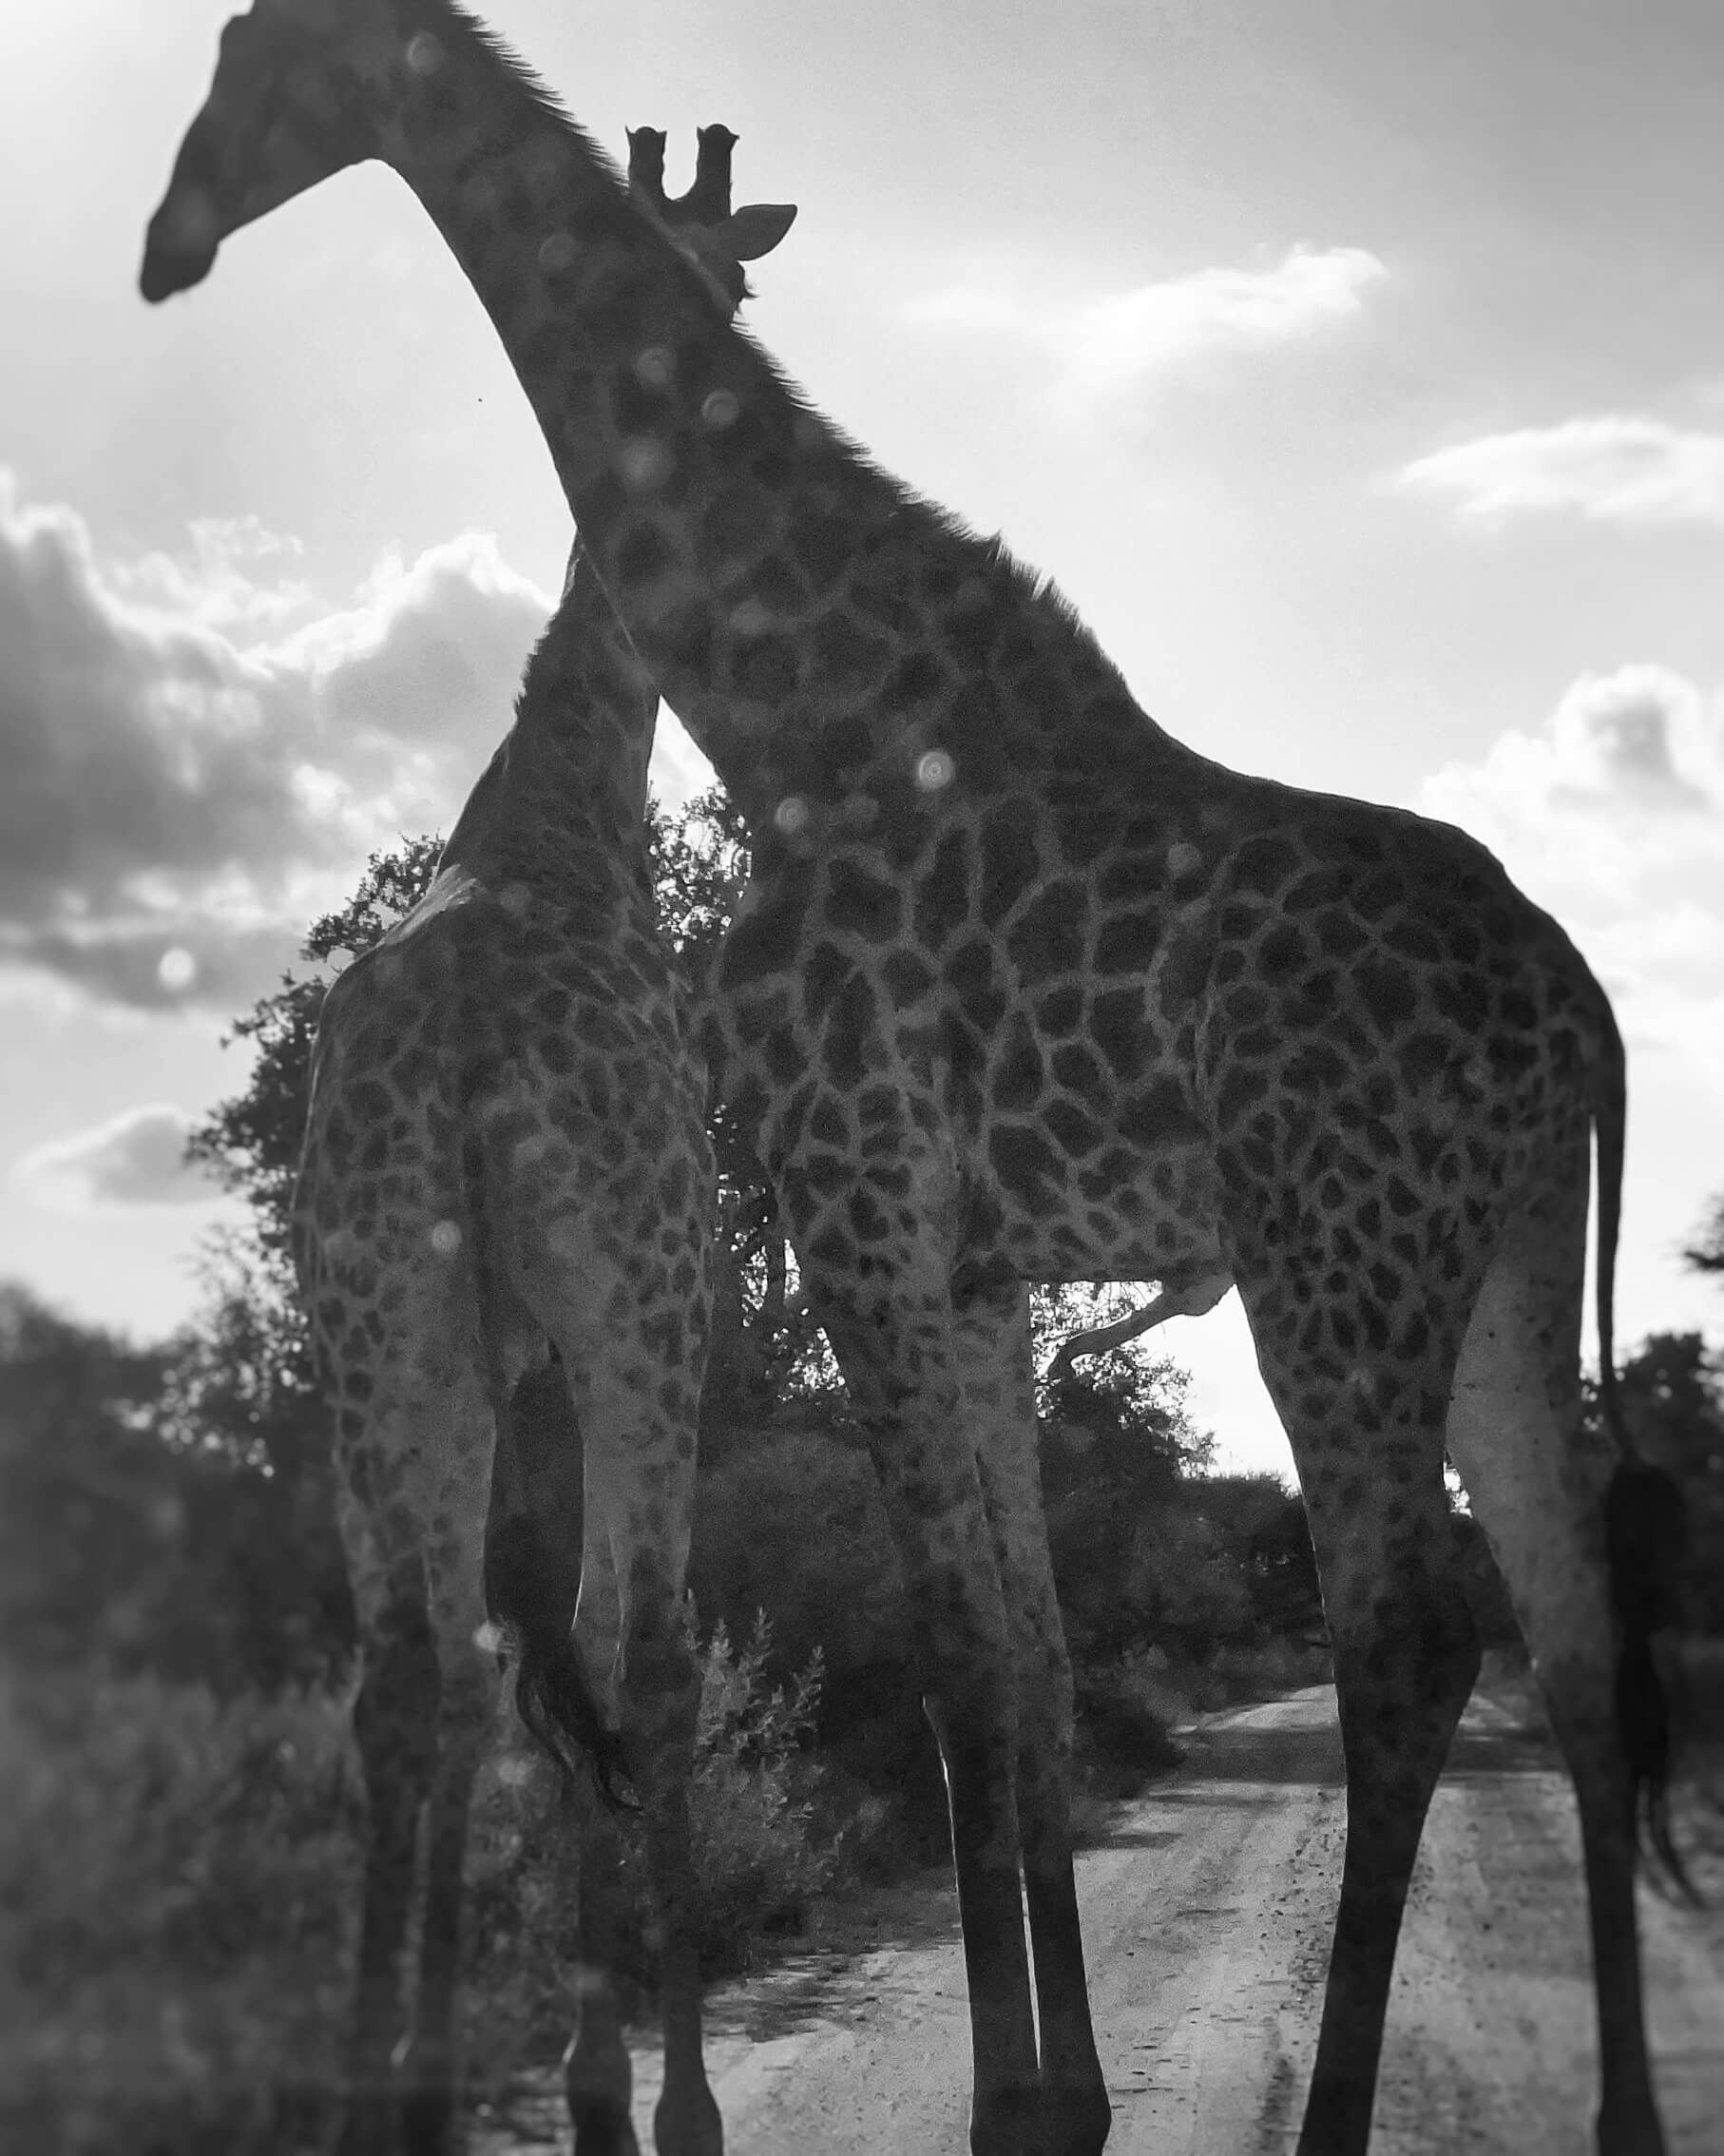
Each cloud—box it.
[10,1104,227,1212]
[909,244,1385,412]
[1422,664,1723,853]
[1399,416,1724,527]
[0,472,555,1011]
[111,516,313,630]
[287,542,554,749]
[1419,664,1724,1083]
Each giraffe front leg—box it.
[802,1239,1041,2156]
[957,1284,1110,2156]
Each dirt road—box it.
[481,1686,1724,2153]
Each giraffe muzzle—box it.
[139,194,220,302]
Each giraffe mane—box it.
[413,2,1131,726]
[413,0,625,188]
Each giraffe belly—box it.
[963,1124,1227,1291]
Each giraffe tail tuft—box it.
[482,1416,641,1818]
[515,1623,642,1817]
[1604,1460,1700,1902]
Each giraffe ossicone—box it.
[144,10,1690,2155]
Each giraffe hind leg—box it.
[338,1572,440,2156]
[395,1381,505,2156]
[321,1263,501,2156]
[1236,1266,1479,2156]
[500,1193,718,2156]
[566,1357,716,2156]
[1446,1229,1666,2156]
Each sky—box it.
[4,0,1723,1477]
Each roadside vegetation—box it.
[6,795,1720,2150]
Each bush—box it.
[0,1668,358,2156]
[1,1621,840,2151]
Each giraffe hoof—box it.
[653,2079,722,2156]
[1040,2075,1112,2155]
[968,2080,1044,2156]
[398,2087,458,2156]
[334,2093,395,2156]
[570,2094,642,2156]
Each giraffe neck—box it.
[437,546,655,891]
[377,2,1186,835]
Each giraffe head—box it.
[141,0,796,310]
[139,0,399,300]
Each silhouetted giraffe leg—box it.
[957,1282,1110,2156]
[398,1443,501,2156]
[1237,1266,1479,2156]
[561,1523,643,2156]
[1448,1209,1665,2156]
[336,1561,439,2156]
[564,1812,643,2156]
[517,1220,718,2156]
[799,1208,1040,2156]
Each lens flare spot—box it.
[728,598,773,636]
[431,1220,462,1258]
[701,389,740,431]
[634,344,675,389]
[915,750,955,792]
[473,1619,504,1654]
[405,31,444,74]
[158,947,197,992]
[618,437,672,491]
[1167,840,1201,878]
[163,191,220,255]
[774,795,810,836]
[537,230,578,274]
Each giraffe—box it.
[151,112,788,2156]
[142,8,1690,2154]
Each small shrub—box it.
[0,1667,358,2156]
[688,1617,835,1968]
[1072,1652,1185,1799]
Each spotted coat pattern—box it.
[295,555,718,2156]
[142,9,1671,2155]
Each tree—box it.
[185,833,447,1314]
[0,1285,350,1691]
[1684,1193,1724,1279]
[183,799,803,1415]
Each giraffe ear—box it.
[717,202,797,260]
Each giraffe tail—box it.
[1593,991,1698,1900]
[484,1455,641,1819]
[514,1612,642,1818]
